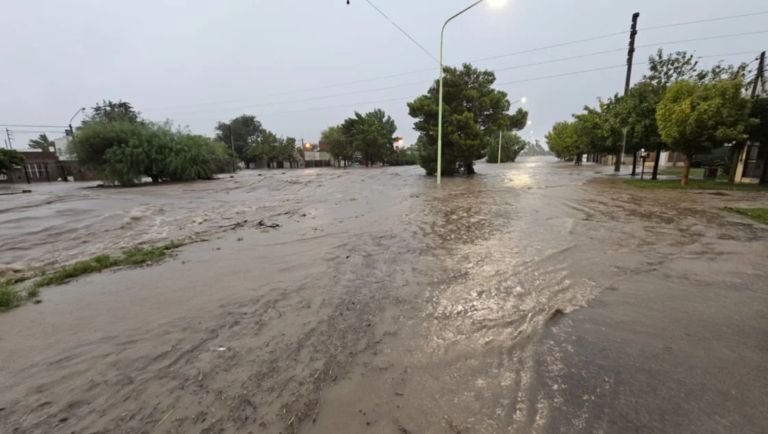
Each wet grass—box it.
[724,207,768,225]
[0,281,40,310]
[657,167,705,178]
[624,179,768,191]
[0,241,183,312]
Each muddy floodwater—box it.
[1,158,767,433]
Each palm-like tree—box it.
[28,134,55,152]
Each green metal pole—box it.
[497,129,502,164]
[437,0,485,185]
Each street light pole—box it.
[437,0,485,185]
[68,107,86,139]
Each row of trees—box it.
[546,49,767,186]
[72,101,232,185]
[408,64,529,175]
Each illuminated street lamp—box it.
[437,0,507,184]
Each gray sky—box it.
[2,0,766,149]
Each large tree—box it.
[408,64,516,175]
[341,109,397,166]
[248,130,298,167]
[546,121,579,161]
[657,79,753,186]
[321,124,354,166]
[0,149,24,175]
[28,134,55,153]
[215,115,263,165]
[72,120,227,185]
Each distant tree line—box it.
[546,49,767,186]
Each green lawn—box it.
[724,207,768,225]
[657,167,704,178]
[624,179,768,191]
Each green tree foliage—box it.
[247,130,298,167]
[72,120,228,185]
[486,131,527,163]
[28,134,55,152]
[386,147,419,166]
[657,79,753,186]
[321,125,354,166]
[90,100,140,123]
[341,109,397,166]
[545,121,579,160]
[0,149,24,174]
[409,64,518,175]
[215,115,264,164]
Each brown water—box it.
[0,158,766,433]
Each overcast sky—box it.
[2,0,766,149]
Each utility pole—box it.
[751,51,765,99]
[497,130,503,164]
[614,12,640,173]
[5,128,13,149]
[229,125,236,173]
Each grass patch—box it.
[34,241,182,289]
[624,179,768,191]
[0,281,39,310]
[657,167,704,177]
[1,241,184,312]
[724,207,768,225]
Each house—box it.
[1,150,96,184]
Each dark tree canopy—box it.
[408,64,520,176]
[72,120,230,185]
[215,115,264,164]
[90,100,140,123]
[486,131,527,163]
[321,125,354,165]
[340,109,397,165]
[0,149,24,175]
[28,134,55,152]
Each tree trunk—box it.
[681,154,692,187]
[651,144,662,181]
[464,161,475,175]
[631,152,638,177]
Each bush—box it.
[486,132,527,163]
[72,121,230,185]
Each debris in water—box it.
[257,220,281,229]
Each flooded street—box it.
[1,158,767,433]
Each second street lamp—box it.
[437,0,506,184]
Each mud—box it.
[0,158,766,433]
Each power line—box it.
[0,124,68,128]
[160,31,766,119]
[362,0,439,63]
[252,50,758,118]
[640,10,768,32]
[636,29,768,51]
[144,17,768,115]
